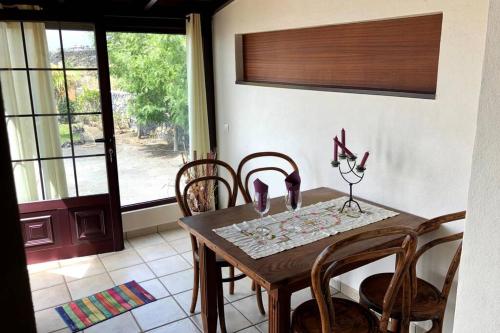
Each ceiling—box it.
[0,0,234,17]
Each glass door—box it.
[0,20,123,264]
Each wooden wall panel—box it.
[239,14,442,96]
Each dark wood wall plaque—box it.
[236,14,443,98]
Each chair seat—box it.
[193,250,233,267]
[291,297,379,333]
[359,273,443,322]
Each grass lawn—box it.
[59,123,80,144]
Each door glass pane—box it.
[62,30,97,68]
[0,71,31,115]
[29,70,68,114]
[45,28,63,68]
[66,70,101,113]
[6,117,37,160]
[107,32,188,206]
[12,161,42,203]
[72,114,104,156]
[0,21,26,68]
[41,159,76,199]
[36,115,71,158]
[75,156,108,196]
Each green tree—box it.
[107,33,187,147]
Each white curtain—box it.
[186,13,210,158]
[0,21,68,202]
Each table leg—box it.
[200,242,218,333]
[268,288,291,333]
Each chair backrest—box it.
[311,227,418,333]
[412,211,466,303]
[236,151,299,203]
[175,159,238,217]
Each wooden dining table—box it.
[178,187,429,333]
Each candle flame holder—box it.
[331,153,365,213]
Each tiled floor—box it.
[29,227,344,333]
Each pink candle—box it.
[341,128,346,155]
[359,152,369,168]
[333,137,338,161]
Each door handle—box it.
[95,138,105,143]
[108,148,114,163]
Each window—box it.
[1,21,107,203]
[107,32,188,207]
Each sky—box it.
[46,29,95,52]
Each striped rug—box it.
[55,280,156,332]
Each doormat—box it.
[55,280,156,332]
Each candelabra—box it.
[331,153,365,213]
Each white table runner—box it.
[213,196,399,259]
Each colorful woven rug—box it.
[55,280,156,332]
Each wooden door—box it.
[0,21,123,264]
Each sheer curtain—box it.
[0,20,68,202]
[186,13,210,158]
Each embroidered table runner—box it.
[213,196,399,259]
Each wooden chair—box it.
[359,211,466,333]
[236,151,299,312]
[236,151,299,203]
[175,159,265,333]
[291,227,418,333]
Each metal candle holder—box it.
[331,153,365,213]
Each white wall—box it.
[212,1,489,331]
[454,1,500,331]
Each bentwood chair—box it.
[236,151,299,312]
[358,211,466,333]
[174,159,265,333]
[291,227,418,333]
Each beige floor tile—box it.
[148,255,191,277]
[52,329,71,333]
[85,312,140,333]
[222,277,255,302]
[192,303,252,333]
[29,270,65,291]
[128,233,166,249]
[136,242,177,262]
[59,255,98,266]
[139,279,170,299]
[55,258,106,282]
[168,237,192,253]
[160,228,189,242]
[255,320,268,333]
[67,273,114,300]
[172,288,228,317]
[181,251,194,266]
[35,307,67,333]
[159,268,194,294]
[291,287,314,310]
[148,318,200,333]
[100,249,143,271]
[232,292,269,324]
[109,263,155,285]
[32,284,71,311]
[238,327,261,333]
[173,289,200,315]
[132,297,186,331]
[28,260,60,274]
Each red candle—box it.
[360,152,369,168]
[341,128,346,155]
[333,137,338,161]
[335,137,354,158]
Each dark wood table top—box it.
[178,187,427,291]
